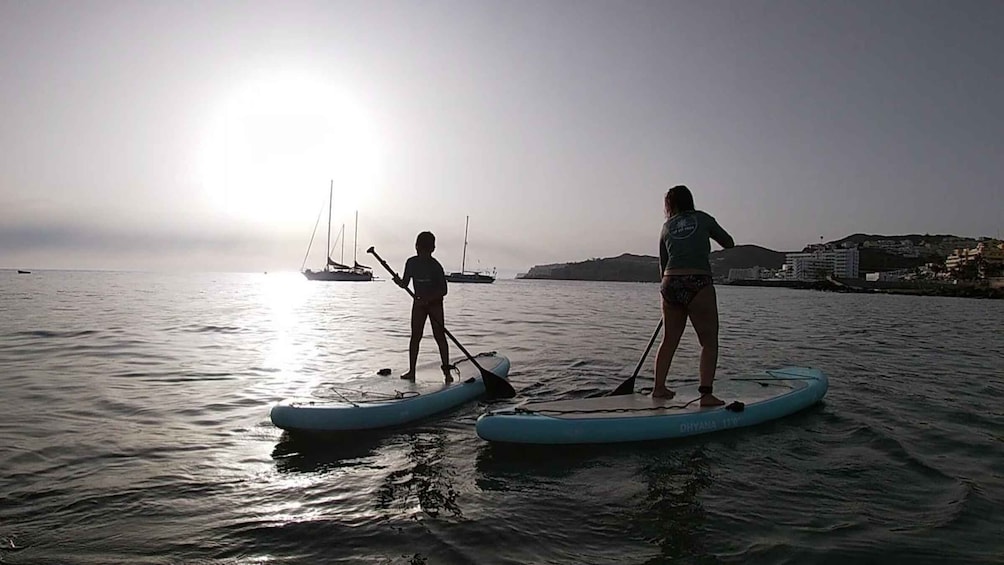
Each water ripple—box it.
[1,273,1002,563]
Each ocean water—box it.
[1,271,1002,564]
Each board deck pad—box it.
[297,355,495,406]
[523,374,807,419]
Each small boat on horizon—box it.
[17,270,31,274]
[302,181,374,282]
[445,216,496,284]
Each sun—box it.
[199,73,383,225]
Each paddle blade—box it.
[608,377,635,396]
[481,368,516,399]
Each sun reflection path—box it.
[254,273,321,396]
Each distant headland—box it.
[519,245,784,282]
[517,234,1004,299]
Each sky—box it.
[1,0,1002,275]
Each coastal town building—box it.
[866,269,912,282]
[784,248,860,280]
[861,239,921,257]
[728,267,762,281]
[946,242,1004,279]
[921,237,980,257]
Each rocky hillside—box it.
[521,253,659,282]
[710,245,786,275]
[521,245,785,282]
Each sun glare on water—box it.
[199,74,383,225]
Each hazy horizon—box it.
[2,1,1002,275]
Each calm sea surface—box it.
[1,271,1002,564]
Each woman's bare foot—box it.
[700,393,725,407]
[651,387,676,399]
[441,364,456,383]
[399,372,415,381]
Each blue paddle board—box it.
[271,352,510,433]
[475,366,827,445]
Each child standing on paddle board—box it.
[653,185,735,406]
[395,231,454,382]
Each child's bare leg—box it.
[402,303,426,380]
[429,302,452,382]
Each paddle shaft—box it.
[631,319,663,378]
[366,247,507,389]
[609,319,663,396]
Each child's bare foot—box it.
[700,394,725,407]
[651,387,675,399]
[399,372,415,381]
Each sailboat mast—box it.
[354,210,359,265]
[341,224,345,264]
[326,180,333,270]
[461,215,469,272]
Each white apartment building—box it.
[865,269,912,282]
[785,248,860,280]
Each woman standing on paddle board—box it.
[653,185,735,406]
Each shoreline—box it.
[723,278,1004,299]
[514,276,1004,299]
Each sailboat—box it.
[302,181,373,282]
[445,215,496,284]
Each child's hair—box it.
[416,231,436,253]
